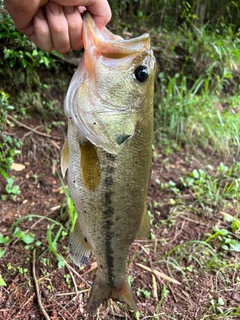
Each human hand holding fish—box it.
[4,0,111,53]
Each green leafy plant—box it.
[0,3,59,69]
[11,214,68,267]
[59,175,78,233]
[0,91,23,178]
[13,227,35,245]
[0,0,62,69]
[3,176,21,200]
[0,233,10,258]
[0,274,6,286]
[205,227,240,252]
[154,20,240,154]
[178,162,240,212]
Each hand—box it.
[4,0,111,53]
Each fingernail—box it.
[65,6,74,13]
[37,8,46,20]
[49,2,60,15]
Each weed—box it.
[174,162,240,214]
[47,223,65,268]
[0,91,23,179]
[3,176,21,200]
[0,4,59,69]
[13,227,35,249]
[154,23,240,154]
[205,227,240,252]
[17,266,28,275]
[0,233,9,245]
[0,233,10,258]
[157,285,169,311]
[64,274,71,288]
[10,214,68,267]
[58,175,77,233]
[137,288,151,299]
[0,274,6,286]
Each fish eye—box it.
[134,66,149,82]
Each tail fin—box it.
[86,274,137,314]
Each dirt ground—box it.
[0,112,239,320]
[1,71,240,320]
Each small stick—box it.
[7,114,61,140]
[58,253,90,286]
[152,273,158,300]
[60,255,78,294]
[136,263,181,285]
[55,289,89,296]
[32,250,51,320]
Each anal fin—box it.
[69,219,92,267]
[136,204,151,240]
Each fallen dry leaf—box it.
[11,163,26,171]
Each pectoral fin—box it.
[80,141,101,191]
[61,140,70,178]
[69,219,92,267]
[136,205,151,240]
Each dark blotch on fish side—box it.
[106,153,116,161]
[116,134,131,145]
[69,242,73,254]
[105,176,113,186]
[106,165,115,174]
[81,255,89,265]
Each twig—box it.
[22,125,43,139]
[168,284,178,303]
[6,114,61,140]
[58,253,90,286]
[152,273,158,300]
[32,250,51,320]
[136,263,181,285]
[55,289,89,296]
[59,254,78,294]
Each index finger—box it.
[50,0,111,29]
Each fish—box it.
[61,12,155,314]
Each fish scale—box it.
[61,12,155,314]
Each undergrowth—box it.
[0,1,60,69]
[154,23,240,155]
[0,91,22,199]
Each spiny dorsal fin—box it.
[61,140,70,178]
[69,219,92,267]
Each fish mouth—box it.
[83,12,151,58]
[64,12,155,155]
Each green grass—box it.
[154,24,240,155]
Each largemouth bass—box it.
[61,12,155,314]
